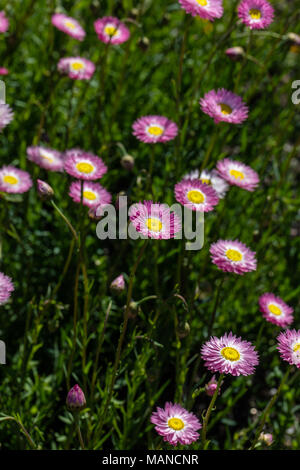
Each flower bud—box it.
[121,154,134,171]
[259,432,273,446]
[0,67,9,76]
[205,375,222,397]
[37,179,54,200]
[110,274,125,294]
[88,205,103,221]
[225,47,245,60]
[66,384,86,411]
[287,32,300,45]
[176,321,190,339]
[138,36,150,51]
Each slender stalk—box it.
[200,126,219,173]
[51,200,78,242]
[0,416,37,449]
[74,412,85,450]
[208,277,225,337]
[66,261,81,389]
[201,373,224,449]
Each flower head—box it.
[178,0,224,22]
[94,16,130,44]
[27,146,64,172]
[277,329,300,368]
[201,332,259,376]
[64,149,107,180]
[150,402,201,446]
[0,272,14,306]
[57,57,95,80]
[132,115,178,144]
[175,178,219,212]
[0,67,9,75]
[51,13,86,41]
[0,166,32,194]
[210,239,257,275]
[110,274,126,294]
[129,200,181,240]
[37,179,54,200]
[69,180,112,208]
[0,11,9,33]
[66,384,86,410]
[216,158,259,191]
[200,88,249,124]
[183,168,229,199]
[0,103,13,131]
[238,0,274,30]
[259,293,294,328]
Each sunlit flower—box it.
[200,89,249,124]
[183,168,229,199]
[259,293,294,328]
[51,13,86,41]
[132,115,178,144]
[175,178,219,212]
[94,16,130,44]
[0,67,8,75]
[129,200,181,239]
[57,57,95,80]
[0,11,9,33]
[0,103,13,131]
[0,166,32,194]
[238,0,274,30]
[216,158,259,191]
[201,332,259,376]
[69,180,112,208]
[27,146,64,172]
[178,0,224,22]
[0,272,14,306]
[277,329,300,368]
[210,239,257,274]
[64,149,107,180]
[150,402,201,446]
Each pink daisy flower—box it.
[57,57,95,80]
[175,178,219,212]
[150,402,201,446]
[277,329,300,368]
[94,16,130,45]
[210,239,257,275]
[129,200,181,240]
[0,272,14,306]
[200,88,249,124]
[64,149,107,180]
[183,169,229,199]
[0,67,9,75]
[259,293,294,328]
[69,180,111,208]
[132,115,178,144]
[51,13,86,41]
[201,332,259,376]
[0,103,13,131]
[0,166,32,194]
[0,11,9,33]
[27,146,64,172]
[216,158,259,191]
[238,0,274,30]
[178,0,223,21]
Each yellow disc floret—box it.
[220,103,232,115]
[148,126,164,136]
[230,169,244,180]
[83,191,97,201]
[146,218,162,232]
[226,249,243,262]
[249,9,261,20]
[168,417,185,431]
[76,162,94,174]
[187,190,205,204]
[221,346,240,362]
[3,175,18,185]
[268,304,282,316]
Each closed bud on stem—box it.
[37,179,54,200]
[138,36,150,51]
[225,47,245,60]
[176,321,190,338]
[121,154,135,171]
[88,205,103,221]
[110,274,126,294]
[259,432,273,446]
[287,32,300,45]
[66,384,86,411]
[205,375,222,397]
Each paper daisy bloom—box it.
[201,332,259,376]
[238,0,274,30]
[57,57,95,80]
[64,149,107,180]
[0,166,32,194]
[129,200,181,240]
[27,146,64,172]
[69,181,112,208]
[216,158,259,191]
[0,272,14,306]
[0,103,13,131]
[132,115,178,144]
[51,13,86,41]
[0,11,9,33]
[183,168,229,199]
[200,89,249,124]
[277,329,300,368]
[210,239,257,275]
[94,16,130,45]
[259,293,294,328]
[175,178,219,212]
[150,402,201,446]
[178,0,223,21]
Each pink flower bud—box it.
[259,432,273,446]
[110,274,125,294]
[37,179,54,200]
[225,47,244,59]
[205,375,221,397]
[0,67,9,75]
[66,384,86,411]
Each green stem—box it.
[0,416,37,449]
[51,200,78,242]
[201,373,224,449]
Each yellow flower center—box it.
[104,25,117,36]
[83,190,97,201]
[220,103,232,115]
[201,178,211,185]
[268,304,282,316]
[71,62,84,71]
[76,162,94,174]
[293,343,300,353]
[196,0,208,5]
[249,8,261,19]
[230,169,244,180]
[148,125,164,136]
[65,20,76,29]
[187,190,205,204]
[3,175,18,185]
[41,152,54,163]
[221,346,240,362]
[226,249,242,262]
[146,217,162,232]
[168,417,185,431]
